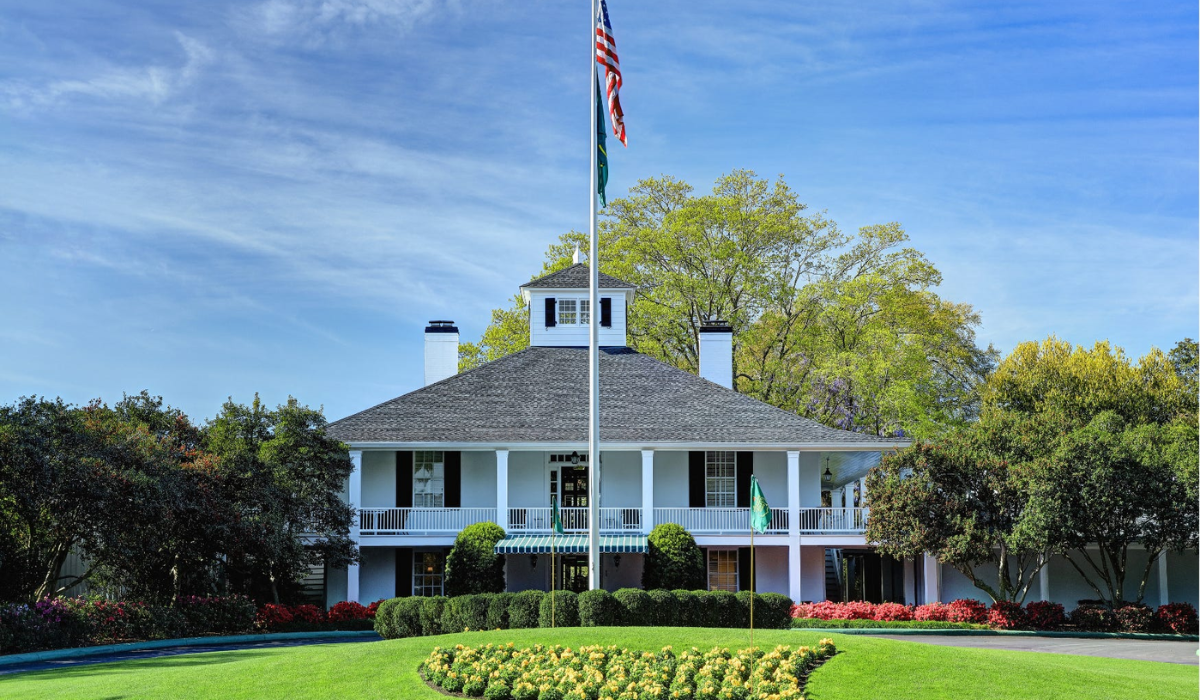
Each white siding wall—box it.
[653,451,689,507]
[327,566,348,607]
[1167,550,1199,608]
[508,451,545,508]
[602,553,644,591]
[752,452,788,507]
[797,452,822,507]
[506,554,546,592]
[754,546,789,596]
[461,451,498,507]
[528,292,628,347]
[800,546,826,603]
[600,451,641,506]
[359,547,395,603]
[361,450,396,508]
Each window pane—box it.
[708,550,738,592]
[580,299,590,324]
[414,451,446,508]
[559,299,577,325]
[414,551,445,596]
[705,451,736,508]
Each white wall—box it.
[529,292,628,347]
[752,452,788,507]
[601,451,641,507]
[360,547,396,603]
[797,452,822,507]
[361,450,396,508]
[800,545,825,603]
[602,554,644,591]
[653,451,689,507]
[506,554,547,592]
[461,451,498,507]
[754,546,789,596]
[1167,550,1199,608]
[508,451,545,508]
[327,566,348,607]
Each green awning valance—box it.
[494,534,647,555]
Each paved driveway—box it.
[866,633,1198,665]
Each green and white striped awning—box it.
[494,534,647,555]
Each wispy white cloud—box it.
[233,0,461,47]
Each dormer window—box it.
[558,298,590,326]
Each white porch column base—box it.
[1158,552,1169,605]
[496,449,510,531]
[786,451,802,602]
[922,553,940,604]
[1039,562,1050,602]
[641,450,654,534]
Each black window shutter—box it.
[700,547,710,590]
[600,297,612,327]
[736,452,753,508]
[397,452,414,508]
[396,547,413,597]
[738,547,753,592]
[444,451,461,508]
[545,297,557,327]
[689,451,706,508]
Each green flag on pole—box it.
[595,77,608,207]
[749,474,770,534]
[551,494,564,535]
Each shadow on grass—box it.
[6,650,277,683]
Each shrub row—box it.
[790,618,984,630]
[375,589,796,639]
[253,600,381,632]
[789,599,1198,634]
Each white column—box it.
[1039,562,1050,602]
[1158,552,1169,606]
[922,553,940,604]
[787,450,802,602]
[347,449,363,603]
[903,557,916,605]
[641,450,654,534]
[496,449,510,531]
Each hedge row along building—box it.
[324,264,1197,608]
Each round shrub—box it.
[1155,602,1199,634]
[614,588,652,626]
[672,590,701,627]
[445,523,507,596]
[642,524,705,591]
[945,599,988,624]
[873,603,913,622]
[1113,603,1154,632]
[704,590,738,627]
[756,593,795,629]
[578,589,619,627]
[374,598,401,638]
[913,603,949,622]
[1024,601,1065,630]
[645,589,679,626]
[443,594,491,633]
[486,592,515,630]
[508,590,544,629]
[419,596,448,636]
[987,601,1028,630]
[538,590,579,628]
[1070,603,1116,632]
[393,597,424,638]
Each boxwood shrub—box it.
[613,588,652,626]
[508,590,544,629]
[442,594,490,633]
[393,597,424,638]
[705,590,738,628]
[672,589,702,627]
[578,589,619,626]
[645,589,678,626]
[485,592,515,630]
[419,596,448,636]
[374,598,400,638]
[538,590,579,628]
[757,593,794,630]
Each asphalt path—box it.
[0,634,380,676]
[865,633,1198,665]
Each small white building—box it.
[324,264,1197,610]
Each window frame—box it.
[707,549,738,592]
[413,550,445,597]
[413,450,445,508]
[554,297,592,326]
[705,450,736,508]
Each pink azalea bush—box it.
[1024,601,1065,630]
[945,599,989,624]
[872,602,913,621]
[986,600,1028,630]
[913,602,949,621]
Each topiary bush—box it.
[757,593,795,629]
[578,589,619,626]
[1024,601,1065,630]
[394,597,425,638]
[672,590,701,627]
[538,590,579,628]
[614,588,653,626]
[645,589,679,626]
[486,592,515,630]
[642,524,706,590]
[445,523,507,596]
[443,594,491,633]
[508,590,544,629]
[374,598,401,638]
[419,596,448,636]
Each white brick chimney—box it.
[424,320,459,386]
[698,318,733,388]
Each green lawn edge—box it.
[791,627,1200,641]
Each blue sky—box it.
[1,1,1196,422]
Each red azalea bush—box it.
[873,602,913,621]
[255,604,295,629]
[365,600,383,618]
[913,602,949,621]
[945,599,988,624]
[987,600,1028,630]
[327,601,370,622]
[1069,603,1116,632]
[1155,603,1198,634]
[1024,601,1065,630]
[291,604,325,624]
[1113,603,1154,633]
[790,601,879,620]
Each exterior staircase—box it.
[824,548,842,603]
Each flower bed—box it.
[421,640,838,700]
[790,618,984,630]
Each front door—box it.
[560,555,589,593]
[560,466,589,507]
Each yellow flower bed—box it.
[421,639,837,700]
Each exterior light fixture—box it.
[613,554,622,569]
[823,467,833,484]
[570,451,581,465]
[530,554,539,569]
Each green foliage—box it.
[419,597,448,636]
[508,590,544,629]
[373,598,400,638]
[577,589,619,627]
[442,594,490,633]
[393,597,424,638]
[538,590,578,628]
[750,592,794,630]
[645,589,679,627]
[613,588,652,626]
[671,590,702,627]
[485,592,515,630]
[445,523,507,596]
[704,590,738,628]
[642,524,706,591]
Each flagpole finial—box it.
[573,245,581,265]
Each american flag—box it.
[595,0,626,147]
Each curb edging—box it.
[0,630,380,667]
[792,628,1199,641]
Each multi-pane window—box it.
[413,551,445,596]
[579,299,590,324]
[708,550,738,592]
[556,299,590,325]
[705,451,736,507]
[414,451,444,508]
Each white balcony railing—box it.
[653,507,790,534]
[359,507,496,535]
[507,507,644,532]
[796,508,869,533]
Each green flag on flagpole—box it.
[552,494,564,535]
[750,474,770,534]
[595,77,608,207]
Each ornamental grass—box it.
[421,640,838,700]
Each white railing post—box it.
[496,449,509,531]
[347,449,362,603]
[787,450,802,603]
[641,450,654,535]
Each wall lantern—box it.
[822,467,833,484]
[570,451,581,465]
[613,554,622,569]
[530,554,539,569]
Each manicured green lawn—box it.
[0,628,1193,700]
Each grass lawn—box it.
[0,627,1193,700]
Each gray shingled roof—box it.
[327,346,904,446]
[519,264,635,290]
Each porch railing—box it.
[653,507,790,534]
[795,508,869,533]
[358,507,497,535]
[507,507,643,532]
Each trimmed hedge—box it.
[443,594,490,633]
[646,589,678,627]
[613,588,652,626]
[538,590,579,628]
[672,589,702,627]
[373,598,400,638]
[394,597,424,638]
[485,592,514,630]
[578,589,619,627]
[508,590,544,629]
[419,597,448,636]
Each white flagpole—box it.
[587,0,601,592]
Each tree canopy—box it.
[461,170,995,439]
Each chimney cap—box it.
[426,320,459,334]
[699,318,732,333]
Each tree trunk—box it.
[33,542,74,601]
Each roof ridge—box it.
[519,262,636,289]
